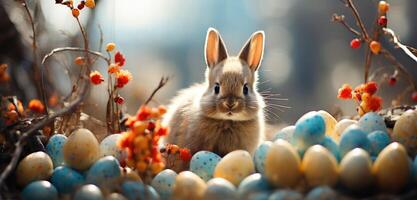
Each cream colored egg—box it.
[339,148,373,191]
[214,150,255,186]
[16,151,53,186]
[301,145,338,187]
[392,110,417,156]
[264,139,302,188]
[334,119,357,142]
[318,110,338,139]
[63,128,100,171]
[373,142,410,193]
[172,171,207,200]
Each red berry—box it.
[350,38,361,49]
[179,148,192,162]
[337,84,353,99]
[412,91,417,102]
[364,81,378,95]
[114,96,124,104]
[378,16,388,26]
[388,76,396,86]
[77,3,85,10]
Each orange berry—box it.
[363,81,378,95]
[136,161,147,173]
[28,99,45,113]
[137,106,151,121]
[116,70,132,88]
[133,121,147,134]
[107,63,120,74]
[74,56,85,65]
[337,84,353,99]
[85,0,95,8]
[158,105,167,115]
[106,42,116,52]
[378,1,389,14]
[89,70,104,85]
[150,162,165,174]
[370,41,381,54]
[72,8,80,17]
[361,92,371,102]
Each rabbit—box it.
[162,27,266,171]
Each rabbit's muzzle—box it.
[218,97,244,114]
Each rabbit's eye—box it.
[214,83,220,94]
[243,84,249,95]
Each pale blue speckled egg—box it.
[272,126,295,142]
[254,141,273,174]
[339,125,371,157]
[21,181,58,200]
[320,136,340,162]
[100,134,127,162]
[46,134,67,168]
[305,186,337,200]
[367,130,391,157]
[151,169,177,200]
[86,156,121,185]
[237,173,271,197]
[74,184,103,200]
[50,166,85,194]
[358,112,387,133]
[203,178,237,200]
[292,111,326,151]
[121,181,159,200]
[269,189,303,200]
[190,151,221,181]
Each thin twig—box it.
[331,14,361,36]
[41,47,111,65]
[144,77,169,105]
[345,0,369,39]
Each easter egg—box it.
[190,151,221,181]
[339,148,373,191]
[305,186,337,200]
[272,126,295,142]
[74,184,103,200]
[172,171,207,200]
[412,156,417,184]
[333,119,357,142]
[292,111,326,151]
[121,181,159,200]
[50,166,85,194]
[21,181,58,200]
[253,141,273,174]
[318,110,337,138]
[392,109,417,156]
[358,112,387,133]
[237,173,271,197]
[264,139,302,188]
[46,134,67,167]
[100,134,126,162]
[203,178,237,200]
[214,150,255,186]
[151,169,177,200]
[301,145,338,187]
[339,125,371,157]
[269,190,303,200]
[320,136,340,162]
[86,156,121,185]
[106,193,128,200]
[16,151,53,186]
[64,128,100,171]
[367,130,391,156]
[373,142,410,193]
[246,192,270,200]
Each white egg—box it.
[339,148,373,191]
[334,119,357,142]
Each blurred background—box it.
[1,0,416,124]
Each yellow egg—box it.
[392,110,417,156]
[172,171,206,200]
[214,150,255,186]
[318,110,337,139]
[264,139,302,188]
[63,128,100,171]
[373,142,410,193]
[339,148,373,191]
[334,119,357,142]
[301,145,338,187]
[16,151,53,186]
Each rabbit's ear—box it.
[205,28,228,68]
[238,31,265,71]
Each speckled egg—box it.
[237,173,271,197]
[74,184,103,200]
[16,151,53,186]
[50,166,85,194]
[172,171,207,200]
[86,156,121,185]
[292,111,326,151]
[392,109,417,156]
[358,112,387,133]
[318,110,337,138]
[254,141,273,174]
[269,190,303,200]
[46,134,67,168]
[305,186,337,200]
[203,178,237,200]
[190,151,221,181]
[21,181,58,200]
[320,136,340,162]
[121,181,159,200]
[373,142,410,193]
[63,128,100,171]
[339,125,371,157]
[339,148,373,191]
[246,191,270,200]
[264,139,302,188]
[151,169,177,200]
[367,130,391,157]
[214,150,255,186]
[334,119,357,142]
[106,193,128,200]
[272,126,295,142]
[100,134,126,162]
[301,145,338,187]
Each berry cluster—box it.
[1,98,45,125]
[338,81,383,116]
[160,144,193,163]
[55,0,95,18]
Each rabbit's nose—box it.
[224,101,238,110]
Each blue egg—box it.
[51,166,85,194]
[100,134,127,162]
[121,181,159,200]
[46,134,67,168]
[269,190,303,200]
[74,184,103,200]
[412,156,417,184]
[305,186,337,200]
[238,173,271,197]
[21,181,58,200]
[204,178,237,200]
[272,126,295,142]
[86,156,121,185]
[247,192,270,200]
[151,169,177,200]
[358,112,387,133]
[189,151,221,181]
[367,130,391,157]
[254,142,273,174]
[320,136,340,162]
[292,112,326,151]
[339,125,372,157]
